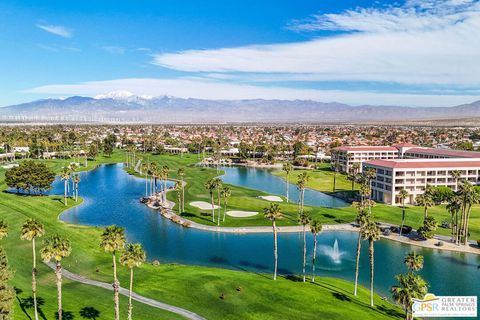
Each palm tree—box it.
[450,170,462,192]
[0,219,7,240]
[60,167,70,206]
[20,219,45,320]
[349,162,360,190]
[352,201,369,296]
[177,168,185,212]
[361,219,381,307]
[457,181,480,244]
[100,225,126,320]
[221,187,231,222]
[120,243,146,320]
[415,192,434,218]
[391,273,428,320]
[72,174,80,202]
[215,178,223,226]
[298,211,310,283]
[296,172,309,216]
[161,165,169,203]
[282,162,293,202]
[263,203,282,280]
[142,163,149,197]
[310,220,322,283]
[446,196,462,243]
[404,251,424,271]
[175,182,182,214]
[398,189,409,236]
[204,179,216,223]
[40,234,71,320]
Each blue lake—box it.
[219,166,348,208]
[55,164,480,300]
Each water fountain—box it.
[321,239,345,264]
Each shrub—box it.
[417,216,438,240]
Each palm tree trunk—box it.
[223,200,227,222]
[333,173,336,192]
[32,238,39,320]
[286,173,289,202]
[182,180,185,212]
[56,261,63,320]
[64,181,67,206]
[112,253,120,320]
[369,239,375,307]
[302,224,306,282]
[211,193,215,223]
[354,232,361,296]
[464,205,472,245]
[128,268,134,320]
[312,233,317,282]
[399,203,405,236]
[217,188,221,226]
[273,220,278,281]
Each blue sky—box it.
[1,0,480,107]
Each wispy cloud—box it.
[25,77,480,107]
[152,0,480,87]
[102,46,126,55]
[36,24,73,38]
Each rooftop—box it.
[365,158,480,169]
[405,147,480,158]
[335,146,398,152]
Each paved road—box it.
[46,262,207,320]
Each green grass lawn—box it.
[271,163,356,193]
[0,151,405,319]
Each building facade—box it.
[332,146,399,173]
[364,159,480,205]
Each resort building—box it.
[332,146,399,173]
[363,158,480,205]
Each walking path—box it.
[45,262,206,320]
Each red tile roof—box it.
[405,147,480,158]
[335,146,398,152]
[392,143,418,148]
[365,159,480,169]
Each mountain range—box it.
[1,91,480,124]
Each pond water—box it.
[219,166,348,208]
[55,164,479,300]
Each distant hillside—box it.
[1,93,479,124]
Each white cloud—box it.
[36,24,73,38]
[25,77,480,107]
[152,0,480,87]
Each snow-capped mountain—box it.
[0,94,479,123]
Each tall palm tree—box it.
[120,243,146,320]
[263,203,282,280]
[296,172,309,216]
[161,165,169,203]
[72,174,80,202]
[282,162,293,202]
[100,225,126,320]
[221,187,231,222]
[0,219,7,240]
[349,162,360,190]
[298,211,310,283]
[20,219,45,320]
[204,179,216,223]
[450,170,462,192]
[175,182,182,214]
[446,196,462,243]
[404,251,424,271]
[310,220,322,283]
[352,201,369,296]
[215,178,223,226]
[40,234,71,320]
[415,192,434,218]
[361,219,381,307]
[142,163,149,197]
[60,167,70,206]
[457,180,480,244]
[398,189,409,236]
[177,168,185,212]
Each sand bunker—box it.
[190,201,220,210]
[259,195,283,202]
[226,210,258,217]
